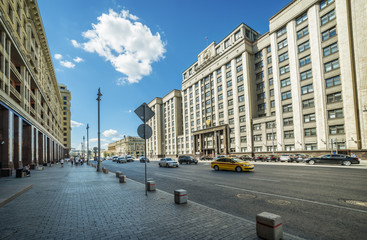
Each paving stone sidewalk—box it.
[0,163,304,240]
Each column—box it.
[0,109,13,168]
[35,128,39,164]
[231,59,240,152]
[242,52,254,153]
[22,124,33,166]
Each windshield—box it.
[166,158,172,161]
[232,158,244,163]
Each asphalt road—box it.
[98,160,367,240]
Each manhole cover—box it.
[341,199,367,207]
[237,193,257,200]
[267,199,291,205]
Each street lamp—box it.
[271,122,275,155]
[96,88,102,172]
[87,124,89,164]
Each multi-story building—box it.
[111,136,145,158]
[0,0,67,172]
[147,89,183,158]
[59,84,71,158]
[179,0,366,158]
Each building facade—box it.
[58,84,71,158]
[110,136,145,158]
[0,0,66,172]
[145,0,366,158]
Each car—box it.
[279,154,294,162]
[178,155,198,164]
[200,155,213,161]
[126,155,134,162]
[112,156,119,162]
[294,154,309,163]
[265,155,278,162]
[117,157,127,163]
[158,158,179,167]
[252,155,265,162]
[139,156,150,163]
[305,154,360,166]
[211,157,254,172]
[214,155,226,160]
[238,155,252,161]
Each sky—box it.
[37,0,291,151]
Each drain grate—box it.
[236,193,257,200]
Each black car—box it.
[265,155,279,162]
[139,157,150,163]
[200,155,213,161]
[178,155,198,164]
[305,154,359,166]
[239,155,252,161]
[252,155,265,162]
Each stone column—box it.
[13,116,23,169]
[22,123,33,166]
[0,109,14,168]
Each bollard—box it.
[116,171,122,178]
[119,175,127,183]
[146,181,156,191]
[174,189,188,204]
[37,166,45,171]
[256,212,283,240]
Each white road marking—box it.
[215,184,367,214]
[154,173,193,182]
[249,177,281,183]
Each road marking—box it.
[249,177,280,183]
[215,184,367,214]
[154,173,193,182]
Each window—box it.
[239,105,245,112]
[298,41,310,53]
[279,65,289,75]
[234,30,241,40]
[258,103,266,111]
[254,134,262,141]
[328,108,343,119]
[277,27,287,37]
[304,113,316,122]
[217,85,222,92]
[296,12,308,25]
[240,126,246,132]
[236,55,242,63]
[281,78,291,87]
[267,133,276,140]
[228,108,234,115]
[325,75,341,88]
[278,39,288,50]
[229,118,234,125]
[300,69,312,80]
[240,116,246,123]
[238,85,244,92]
[257,92,265,100]
[237,65,243,73]
[226,71,232,78]
[285,145,295,151]
[320,0,334,10]
[297,26,309,39]
[327,92,342,103]
[256,72,264,80]
[279,52,288,62]
[269,78,273,86]
[255,61,263,70]
[324,59,339,72]
[228,99,233,106]
[302,98,314,108]
[253,123,262,130]
[270,89,274,97]
[237,75,243,82]
[322,27,337,41]
[284,130,294,139]
[240,136,247,143]
[305,128,316,136]
[224,39,230,48]
[227,90,233,97]
[301,84,314,95]
[329,125,344,135]
[218,103,223,109]
[267,45,271,53]
[270,100,275,108]
[218,94,223,101]
[226,62,231,69]
[323,42,338,56]
[238,95,245,102]
[254,146,263,152]
[219,112,224,118]
[300,55,311,67]
[268,67,273,75]
[282,91,292,100]
[267,56,272,64]
[283,117,293,126]
[227,80,232,87]
[283,104,293,112]
[217,76,222,83]
[266,121,275,129]
[321,9,335,25]
[255,51,262,59]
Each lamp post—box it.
[271,122,275,155]
[83,136,85,160]
[86,124,89,164]
[96,88,102,172]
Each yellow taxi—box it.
[211,157,254,172]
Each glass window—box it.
[321,9,335,25]
[267,56,272,64]
[283,117,293,126]
[302,98,314,108]
[299,55,311,67]
[268,67,273,75]
[327,92,342,103]
[325,75,341,88]
[323,42,338,57]
[237,75,243,82]
[279,52,288,62]
[226,71,232,78]
[328,108,343,119]
[322,27,337,41]
[281,90,292,100]
[281,78,291,87]
[298,41,310,53]
[300,69,312,80]
[227,90,233,97]
[297,26,309,39]
[301,84,313,95]
[320,0,335,10]
[234,30,241,40]
[279,65,289,75]
[304,128,317,136]
[278,39,288,50]
[277,27,287,37]
[238,85,244,92]
[304,113,316,122]
[284,130,294,139]
[283,104,293,112]
[296,12,308,25]
[267,45,271,53]
[324,59,339,72]
[329,125,344,135]
[238,95,245,102]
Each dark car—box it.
[239,155,252,161]
[252,155,265,162]
[294,154,309,163]
[178,155,198,164]
[200,155,213,161]
[265,155,278,162]
[305,154,360,166]
[139,156,150,163]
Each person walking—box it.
[71,158,74,166]
[60,159,64,167]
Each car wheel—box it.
[214,165,219,171]
[166,163,169,167]
[308,160,315,165]
[342,160,351,166]
[159,164,162,167]
[235,166,242,172]
[195,162,198,164]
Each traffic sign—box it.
[134,103,155,123]
[137,124,152,139]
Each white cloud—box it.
[102,129,119,138]
[111,137,121,141]
[72,9,166,84]
[90,138,109,143]
[71,120,84,128]
[73,57,84,63]
[54,54,63,60]
[60,60,76,68]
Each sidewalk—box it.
[0,163,304,239]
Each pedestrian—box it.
[71,158,74,166]
[80,159,83,166]
[61,159,64,167]
[23,164,31,177]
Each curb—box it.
[0,184,33,208]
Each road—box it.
[98,160,367,240]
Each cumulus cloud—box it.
[60,60,76,68]
[72,9,166,84]
[54,54,63,60]
[90,138,109,143]
[102,129,119,138]
[111,137,121,141]
[71,120,84,128]
[73,57,84,63]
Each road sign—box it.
[137,124,152,139]
[134,103,155,123]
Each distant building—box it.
[108,136,145,158]
[59,84,71,158]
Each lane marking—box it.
[249,177,281,183]
[154,173,193,182]
[215,184,367,214]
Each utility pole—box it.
[97,88,102,172]
[83,136,85,160]
[87,124,89,164]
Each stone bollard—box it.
[146,181,156,191]
[116,171,122,178]
[37,166,45,171]
[256,212,283,240]
[119,175,127,183]
[174,189,188,204]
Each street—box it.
[100,160,367,240]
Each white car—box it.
[279,154,293,162]
[159,158,179,168]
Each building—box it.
[147,89,183,158]
[109,136,145,158]
[0,0,67,172]
[147,0,367,158]
[59,84,71,158]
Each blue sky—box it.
[37,0,291,150]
